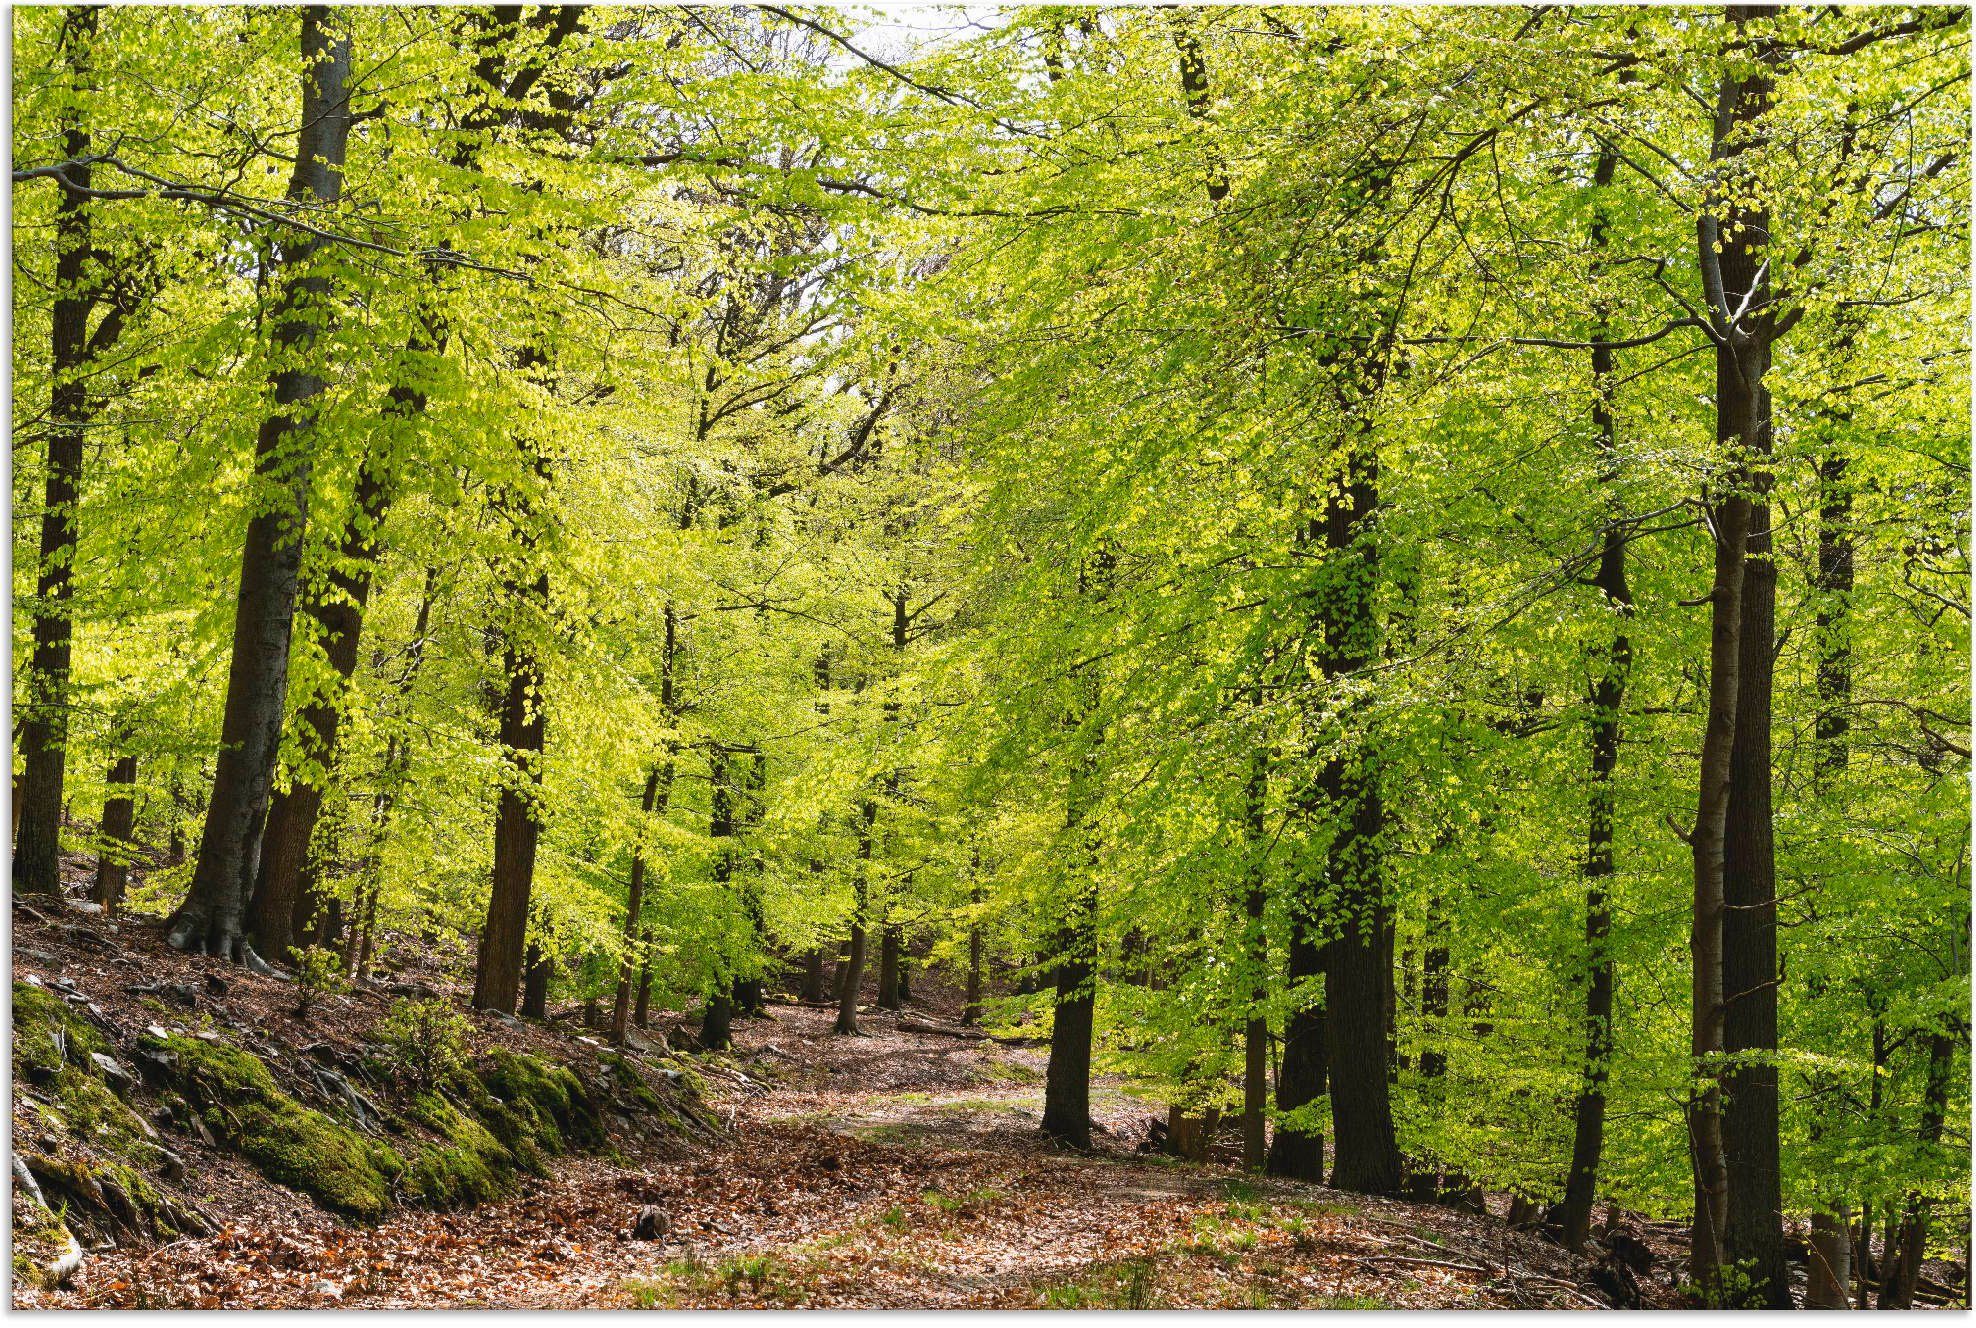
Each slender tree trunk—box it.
[833,798,877,1035]
[248,321,443,959]
[634,957,654,1028]
[1561,143,1631,1254]
[611,766,662,1044]
[1879,1031,1957,1308]
[1317,443,1401,1196]
[472,379,552,1012]
[701,748,737,1051]
[1041,662,1103,1151]
[169,8,354,959]
[801,949,827,1003]
[963,851,985,1026]
[1242,731,1270,1172]
[17,8,122,897]
[90,754,138,912]
[1688,15,1776,1287]
[1809,1206,1854,1310]
[520,938,549,1019]
[876,921,903,1009]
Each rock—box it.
[205,974,230,997]
[89,1053,137,1097]
[632,1206,671,1241]
[135,1045,177,1085]
[156,1150,186,1182]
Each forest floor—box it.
[7,877,1840,1309]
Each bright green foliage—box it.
[9,2,1967,1253]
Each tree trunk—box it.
[833,798,877,1035]
[1688,14,1775,1288]
[90,755,138,912]
[801,949,827,1003]
[1042,677,1103,1151]
[1561,142,1630,1255]
[1879,1031,1956,1308]
[520,938,549,1019]
[612,766,663,1045]
[1040,876,1097,1149]
[963,843,986,1024]
[169,7,354,959]
[1267,919,1326,1181]
[876,921,903,1009]
[701,747,737,1052]
[16,7,116,899]
[1317,446,1401,1197]
[634,957,654,1028]
[472,556,549,1013]
[1807,1206,1853,1310]
[1242,732,1270,1172]
[248,323,442,959]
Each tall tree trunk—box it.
[801,949,827,1003]
[90,754,138,912]
[963,847,985,1026]
[169,7,354,959]
[611,766,663,1044]
[1879,1031,1956,1309]
[1041,689,1102,1150]
[1241,729,1270,1172]
[1688,12,1776,1288]
[520,937,549,1019]
[1318,446,1401,1196]
[876,921,903,1010]
[471,562,549,1012]
[1268,886,1328,1180]
[730,748,769,1017]
[701,748,737,1051]
[1803,312,1863,1309]
[16,7,115,897]
[1560,143,1631,1254]
[833,798,876,1035]
[248,318,445,960]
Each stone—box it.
[89,1053,137,1097]
[632,1205,671,1241]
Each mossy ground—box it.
[145,1033,403,1222]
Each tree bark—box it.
[1241,730,1270,1172]
[1807,1206,1853,1310]
[1317,448,1401,1196]
[833,798,876,1036]
[169,7,354,959]
[471,560,549,1012]
[963,847,985,1025]
[1560,142,1630,1255]
[701,747,737,1051]
[801,949,827,1003]
[876,921,903,1009]
[520,938,549,1019]
[16,7,116,897]
[611,766,662,1044]
[90,755,138,912]
[1687,12,1776,1288]
[1041,665,1103,1151]
[1879,1031,1956,1309]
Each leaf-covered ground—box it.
[22,935,1669,1312]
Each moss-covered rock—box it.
[13,982,109,1084]
[477,1049,606,1157]
[403,1094,514,1208]
[143,1032,402,1222]
[23,1151,206,1244]
[11,1189,76,1291]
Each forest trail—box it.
[19,891,1649,1311]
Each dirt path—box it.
[41,1003,1625,1309]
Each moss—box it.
[11,1191,73,1291]
[600,1053,665,1112]
[23,1152,202,1243]
[144,1032,401,1223]
[12,983,109,1084]
[402,1095,514,1208]
[42,1067,160,1165]
[477,1049,605,1156]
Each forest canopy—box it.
[10,3,1969,1309]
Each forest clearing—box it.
[9,3,1971,1311]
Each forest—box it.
[9,2,1971,1311]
